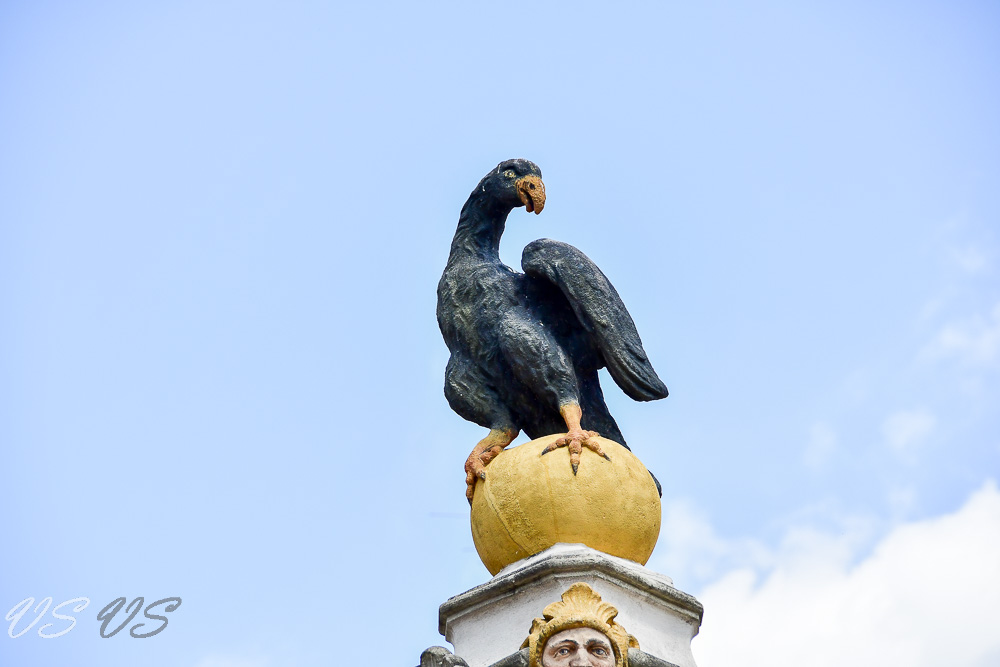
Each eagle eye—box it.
[503,169,516,179]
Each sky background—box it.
[2,2,999,666]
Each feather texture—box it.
[437,160,667,458]
[521,239,668,402]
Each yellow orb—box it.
[470,435,661,575]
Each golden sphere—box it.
[470,435,661,575]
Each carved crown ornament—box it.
[522,583,638,667]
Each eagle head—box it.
[481,158,546,214]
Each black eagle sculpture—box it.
[437,159,668,503]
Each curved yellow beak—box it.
[516,174,546,214]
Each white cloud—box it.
[924,303,1000,368]
[950,245,989,274]
[692,481,1000,667]
[886,484,917,519]
[652,498,875,592]
[882,409,935,456]
[650,500,770,587]
[803,422,837,470]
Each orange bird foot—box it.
[540,428,609,474]
[465,429,518,504]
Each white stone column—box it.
[438,544,703,667]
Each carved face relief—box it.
[541,627,615,667]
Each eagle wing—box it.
[521,239,668,402]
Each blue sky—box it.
[2,2,998,666]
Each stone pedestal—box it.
[438,544,703,667]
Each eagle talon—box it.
[464,428,519,503]
[542,428,607,474]
[479,445,504,466]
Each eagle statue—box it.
[437,159,668,503]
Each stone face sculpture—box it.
[541,627,615,667]
[437,159,668,502]
[522,583,638,667]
